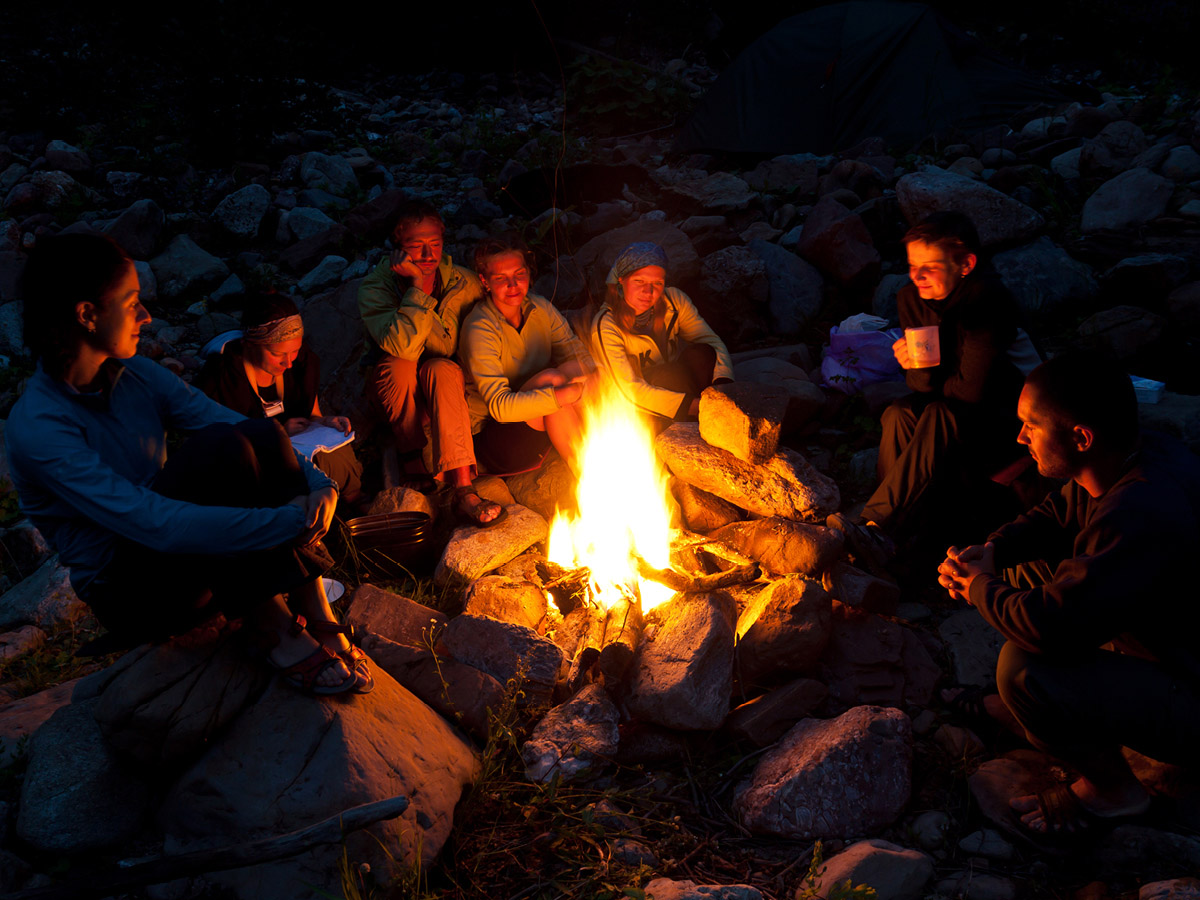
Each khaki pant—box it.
[370,355,475,475]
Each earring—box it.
[87,323,96,333]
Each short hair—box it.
[21,233,132,378]
[1025,350,1139,451]
[903,210,981,265]
[473,233,536,281]
[390,200,444,244]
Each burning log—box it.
[633,553,760,594]
[538,560,591,616]
[564,595,646,694]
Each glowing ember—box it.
[547,380,677,611]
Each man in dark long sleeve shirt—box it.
[940,352,1200,838]
[830,211,1026,566]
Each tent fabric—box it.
[677,1,1067,155]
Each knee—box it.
[522,368,568,390]
[420,357,465,388]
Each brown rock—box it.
[669,478,744,534]
[735,576,832,683]
[712,518,842,577]
[820,600,939,709]
[0,677,81,767]
[726,679,828,746]
[822,562,900,614]
[503,454,575,522]
[1078,304,1166,360]
[522,683,619,783]
[433,504,548,588]
[796,195,881,289]
[734,705,912,839]
[698,382,788,464]
[344,583,447,646]
[462,575,549,633]
[441,614,563,705]
[365,485,437,520]
[277,224,350,273]
[656,423,839,522]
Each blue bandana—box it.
[605,242,669,284]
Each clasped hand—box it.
[288,487,338,547]
[937,542,996,603]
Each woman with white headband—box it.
[589,241,733,424]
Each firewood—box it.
[633,554,760,593]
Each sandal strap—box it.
[306,618,360,643]
[276,644,350,693]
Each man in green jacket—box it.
[358,201,501,525]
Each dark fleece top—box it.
[194,339,320,421]
[968,432,1200,686]
[897,273,1024,415]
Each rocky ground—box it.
[2,39,1200,900]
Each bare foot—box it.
[269,628,351,690]
[457,490,501,524]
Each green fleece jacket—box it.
[460,293,589,429]
[589,287,734,419]
[357,254,483,360]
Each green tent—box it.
[677,1,1067,155]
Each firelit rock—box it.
[895,170,1044,247]
[699,382,788,464]
[712,517,842,577]
[0,677,81,767]
[627,592,735,731]
[819,601,939,710]
[503,454,574,522]
[815,839,934,900]
[18,699,150,852]
[344,583,447,646]
[938,608,1006,689]
[735,576,831,683]
[434,504,548,588]
[733,705,912,840]
[1081,167,1174,232]
[91,634,270,766]
[522,683,619,783]
[0,555,85,629]
[0,625,44,663]
[441,614,563,705]
[725,678,828,747]
[644,879,762,900]
[668,171,755,212]
[655,423,839,522]
[462,575,549,633]
[796,195,880,288]
[361,633,502,740]
[669,478,744,534]
[823,561,900,614]
[365,485,437,521]
[160,670,478,900]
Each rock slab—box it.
[434,504,548,587]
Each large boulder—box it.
[160,670,478,900]
[433,504,548,587]
[0,556,85,629]
[734,705,912,839]
[0,677,81,767]
[699,382,788,464]
[300,151,358,196]
[743,154,821,194]
[627,592,735,731]
[895,170,1044,246]
[712,517,842,578]
[149,235,230,301]
[462,575,549,633]
[502,453,574,522]
[17,699,151,852]
[699,245,769,307]
[796,195,880,288]
[213,184,271,239]
[816,839,934,900]
[1081,168,1174,233]
[747,238,825,336]
[1078,304,1166,360]
[669,479,744,534]
[656,423,839,522]
[441,614,563,705]
[344,583,447,646]
[938,608,1006,688]
[991,236,1098,316]
[667,172,755,212]
[735,575,832,683]
[522,683,619,783]
[103,198,165,260]
[819,601,939,709]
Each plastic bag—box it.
[820,324,905,394]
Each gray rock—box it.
[209,273,245,305]
[938,608,1005,688]
[341,259,369,281]
[912,809,951,850]
[820,601,939,709]
[725,678,828,746]
[1081,167,1174,232]
[699,245,768,304]
[0,301,23,356]
[872,273,908,324]
[734,705,912,839]
[213,184,271,239]
[104,198,166,260]
[796,195,881,287]
[18,699,150,852]
[462,575,549,633]
[644,878,761,900]
[1078,304,1166,360]
[149,235,230,301]
[1051,146,1082,179]
[522,683,619,783]
[343,583,447,647]
[934,873,1017,900]
[816,839,933,900]
[991,237,1098,315]
[133,259,158,303]
[699,382,787,464]
[679,214,727,235]
[288,206,337,242]
[533,255,587,306]
[1102,253,1190,299]
[296,254,349,294]
[434,503,548,587]
[958,828,1014,860]
[106,170,142,197]
[611,838,658,867]
[44,139,91,172]
[669,479,744,534]
[160,670,477,899]
[300,151,358,196]
[0,624,45,662]
[502,453,574,522]
[296,277,369,422]
[980,148,1017,168]
[5,170,83,211]
[1139,392,1200,456]
[656,423,839,522]
[297,187,350,211]
[895,170,1044,246]
[1161,146,1200,181]
[668,172,755,212]
[822,561,900,614]
[441,614,563,705]
[735,575,831,683]
[0,678,80,766]
[743,154,820,194]
[1168,282,1200,330]
[0,163,27,195]
[91,635,270,767]
[717,518,841,581]
[0,556,85,629]
[627,592,735,731]
[747,239,825,336]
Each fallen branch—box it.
[0,795,410,900]
[633,554,759,593]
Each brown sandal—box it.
[306,619,375,694]
[454,486,507,529]
[266,615,357,696]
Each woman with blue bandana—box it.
[589,241,733,424]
